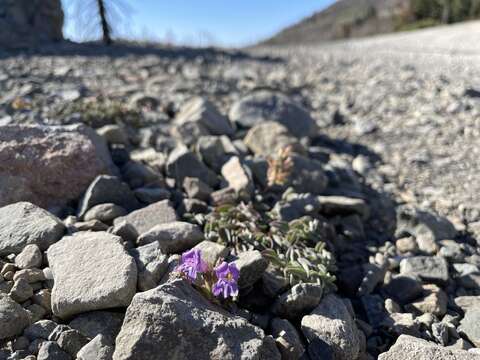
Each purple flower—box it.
[176,249,207,282]
[212,261,239,299]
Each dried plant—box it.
[267,146,294,187]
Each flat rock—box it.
[378,334,480,360]
[229,91,316,138]
[77,334,114,360]
[193,241,228,267]
[234,250,269,289]
[78,175,139,217]
[459,308,480,347]
[400,256,449,285]
[48,232,137,319]
[301,294,361,360]
[37,341,71,360]
[113,200,178,234]
[0,202,65,255]
[0,294,31,339]
[0,124,115,208]
[113,279,280,360]
[136,221,204,254]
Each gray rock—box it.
[0,202,65,255]
[78,176,139,218]
[15,244,42,269]
[175,97,234,136]
[183,177,212,201]
[234,250,269,289]
[37,341,71,360]
[273,283,323,320]
[113,279,280,360]
[0,294,31,339]
[108,221,138,244]
[97,125,129,145]
[378,334,480,360]
[113,200,178,234]
[0,124,115,209]
[459,308,480,347]
[270,318,305,360]
[289,155,328,194]
[129,242,169,291]
[317,196,369,219]
[406,284,448,317]
[56,329,90,357]
[301,294,361,360]
[193,241,229,268]
[47,232,137,319]
[244,121,303,157]
[229,91,316,138]
[133,187,170,204]
[454,296,480,313]
[166,146,218,187]
[77,334,114,360]
[9,278,33,303]
[13,268,46,283]
[69,311,124,345]
[400,256,449,285]
[381,312,420,337]
[83,203,127,223]
[121,161,164,189]
[382,275,423,305]
[221,156,254,196]
[24,320,58,341]
[196,135,238,172]
[136,221,204,253]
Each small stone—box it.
[56,329,90,357]
[77,175,139,218]
[459,308,480,347]
[273,283,323,320]
[301,294,362,360]
[381,312,420,337]
[96,124,129,145]
[12,336,29,351]
[24,320,58,340]
[113,200,178,234]
[0,293,31,339]
[108,221,138,244]
[73,219,109,232]
[270,318,305,360]
[234,250,269,289]
[166,146,218,187]
[193,241,228,267]
[396,237,418,253]
[400,256,449,285]
[183,177,212,201]
[317,195,369,219]
[14,245,42,269]
[37,341,71,360]
[196,135,238,172]
[122,161,164,189]
[137,221,204,253]
[48,232,137,319]
[221,156,253,196]
[134,187,170,204]
[27,303,48,323]
[384,298,401,314]
[432,322,449,346]
[77,334,114,360]
[0,202,65,255]
[382,275,423,305]
[69,311,124,345]
[406,284,448,317]
[13,268,46,283]
[83,203,127,223]
[129,242,169,291]
[454,295,480,313]
[9,278,33,303]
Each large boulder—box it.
[0,0,64,49]
[113,279,281,360]
[378,334,480,360]
[0,124,116,208]
[0,202,65,255]
[229,91,317,138]
[47,232,137,319]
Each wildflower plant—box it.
[175,249,240,302]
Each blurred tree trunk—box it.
[96,0,112,45]
[441,0,451,23]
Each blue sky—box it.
[62,0,334,47]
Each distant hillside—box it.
[261,0,480,46]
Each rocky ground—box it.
[1,22,480,360]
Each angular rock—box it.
[244,122,303,157]
[221,156,254,196]
[454,296,480,313]
[56,329,90,357]
[196,135,238,172]
[37,341,71,360]
[229,91,316,138]
[400,256,449,285]
[24,320,58,341]
[0,294,31,339]
[113,200,177,234]
[288,155,328,194]
[69,311,124,345]
[301,294,361,360]
[15,244,43,269]
[48,232,137,318]
[83,203,127,223]
[381,312,420,337]
[9,278,33,303]
[193,241,229,267]
[406,284,448,317]
[234,250,269,289]
[273,283,323,320]
[175,97,234,136]
[0,124,115,208]
[317,196,369,219]
[270,318,305,360]
[0,202,65,255]
[183,177,212,202]
[129,242,169,291]
[378,334,480,360]
[137,221,204,254]
[382,275,423,305]
[78,176,139,218]
[113,279,280,360]
[77,334,114,360]
[459,308,480,347]
[166,147,218,187]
